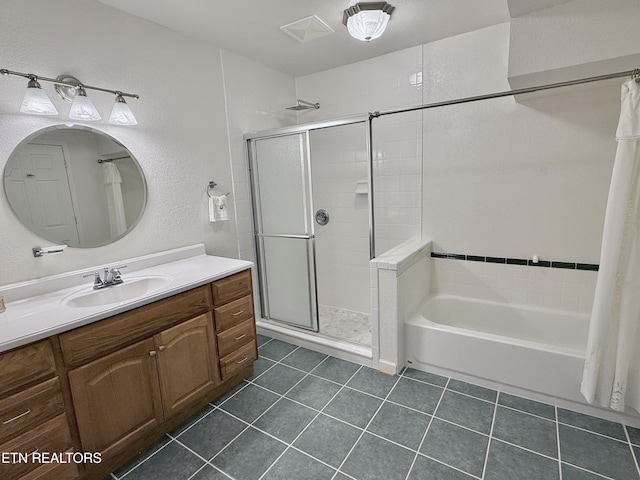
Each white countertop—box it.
[0,244,253,353]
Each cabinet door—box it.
[68,338,162,456]
[154,313,220,417]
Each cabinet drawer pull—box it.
[231,310,244,316]
[233,334,247,341]
[236,356,249,365]
[2,409,31,425]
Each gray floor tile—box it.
[498,392,555,420]
[253,363,307,394]
[420,418,488,478]
[403,367,448,387]
[256,334,271,346]
[407,455,477,480]
[258,339,298,361]
[122,441,205,480]
[562,463,611,480]
[293,414,361,468]
[211,427,286,480]
[176,409,247,460]
[262,448,335,480]
[253,398,318,443]
[558,408,627,440]
[285,375,342,410]
[341,433,415,480]
[346,366,398,398]
[280,347,328,372]
[492,406,557,458]
[211,381,247,406]
[219,384,279,423]
[628,426,640,446]
[447,378,497,402]
[311,356,360,384]
[189,465,233,480]
[248,356,276,380]
[323,388,382,428]
[367,402,431,450]
[434,390,495,434]
[484,440,559,480]
[387,377,444,414]
[112,435,171,478]
[559,424,639,480]
[169,404,215,437]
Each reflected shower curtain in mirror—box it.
[581,78,640,411]
[102,161,127,238]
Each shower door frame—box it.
[245,116,374,331]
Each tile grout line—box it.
[116,435,175,479]
[556,406,563,480]
[331,372,404,480]
[623,424,640,478]
[403,377,453,480]
[258,364,366,480]
[184,463,233,480]
[480,390,500,480]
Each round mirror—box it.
[3,125,146,247]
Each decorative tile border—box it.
[430,252,599,271]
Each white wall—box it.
[0,0,236,285]
[220,50,297,263]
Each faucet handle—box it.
[111,265,127,283]
[83,271,103,288]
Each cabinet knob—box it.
[149,350,157,357]
[158,345,166,351]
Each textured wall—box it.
[0,0,237,285]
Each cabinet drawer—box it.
[19,453,79,480]
[217,319,256,358]
[0,341,56,397]
[0,414,73,480]
[214,295,254,332]
[0,378,65,444]
[60,285,212,366]
[219,341,257,380]
[212,270,252,306]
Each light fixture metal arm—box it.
[0,68,139,99]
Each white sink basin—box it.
[63,275,172,308]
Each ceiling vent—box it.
[280,15,334,43]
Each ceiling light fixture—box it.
[343,2,394,42]
[1,68,139,125]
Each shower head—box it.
[286,99,320,111]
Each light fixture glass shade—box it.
[69,87,101,121]
[20,79,58,115]
[346,8,390,41]
[109,94,137,125]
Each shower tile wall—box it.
[431,258,598,313]
[298,46,425,257]
[310,125,370,315]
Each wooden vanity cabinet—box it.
[58,268,255,480]
[0,340,77,480]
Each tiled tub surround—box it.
[109,335,640,480]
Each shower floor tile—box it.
[318,305,371,346]
[108,336,640,480]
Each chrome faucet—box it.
[83,265,127,289]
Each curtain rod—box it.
[370,68,639,119]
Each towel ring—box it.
[206,180,230,198]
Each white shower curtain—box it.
[102,161,127,239]
[581,78,640,412]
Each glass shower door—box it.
[249,132,318,331]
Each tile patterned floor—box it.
[109,335,640,480]
[318,305,371,347]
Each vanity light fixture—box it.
[343,2,394,42]
[0,68,139,125]
[20,75,58,115]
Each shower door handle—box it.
[315,209,329,226]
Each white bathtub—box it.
[405,294,590,403]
